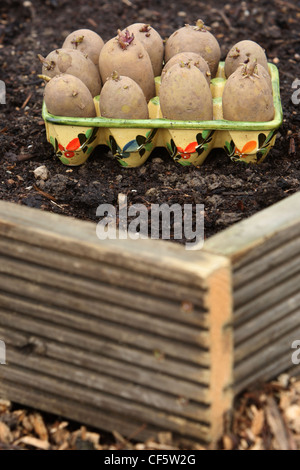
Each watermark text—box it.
[0,80,6,104]
[291,340,300,365]
[96,196,204,250]
[0,340,6,364]
[292,79,300,105]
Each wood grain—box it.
[0,200,232,444]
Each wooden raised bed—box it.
[0,192,299,446]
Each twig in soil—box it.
[161,187,182,191]
[275,0,300,12]
[210,8,232,29]
[6,153,35,163]
[21,93,32,110]
[289,137,296,155]
[125,423,147,444]
[280,70,297,79]
[33,184,57,202]
[50,200,65,210]
[87,18,97,28]
[273,36,300,45]
[134,196,151,205]
[113,423,147,450]
[17,154,35,162]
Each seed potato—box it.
[40,48,101,98]
[100,72,149,119]
[160,62,213,121]
[44,74,96,118]
[164,19,221,78]
[62,29,104,65]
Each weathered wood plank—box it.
[5,348,210,421]
[234,354,300,395]
[203,191,300,265]
[0,308,211,378]
[0,327,210,402]
[234,270,300,324]
[0,237,205,312]
[230,222,300,272]
[0,365,211,440]
[0,381,208,444]
[0,256,209,348]
[0,380,155,442]
[234,326,300,384]
[234,252,300,308]
[0,304,210,366]
[0,201,227,290]
[235,291,300,346]
[233,236,300,291]
[0,200,232,444]
[235,309,300,363]
[285,364,300,379]
[203,191,300,397]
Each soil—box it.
[0,0,300,241]
[0,0,300,451]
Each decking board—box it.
[204,191,300,395]
[1,192,300,444]
[0,200,232,444]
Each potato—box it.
[225,40,269,78]
[164,19,221,78]
[44,74,96,117]
[161,51,211,85]
[100,72,149,119]
[255,62,272,90]
[99,30,155,102]
[62,29,104,65]
[222,61,274,122]
[39,48,101,98]
[160,62,213,120]
[123,23,164,77]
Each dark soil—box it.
[0,0,299,240]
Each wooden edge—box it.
[205,261,234,445]
[0,199,235,443]
[202,191,300,261]
[0,200,227,283]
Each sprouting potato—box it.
[62,28,104,65]
[225,40,269,78]
[44,74,96,117]
[39,48,101,98]
[222,61,274,122]
[99,29,156,102]
[159,62,213,120]
[99,72,149,119]
[122,23,164,77]
[164,19,221,78]
[161,51,211,85]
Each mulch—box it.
[1,374,300,450]
[0,0,300,450]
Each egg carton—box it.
[42,62,283,167]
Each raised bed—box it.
[0,191,299,446]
